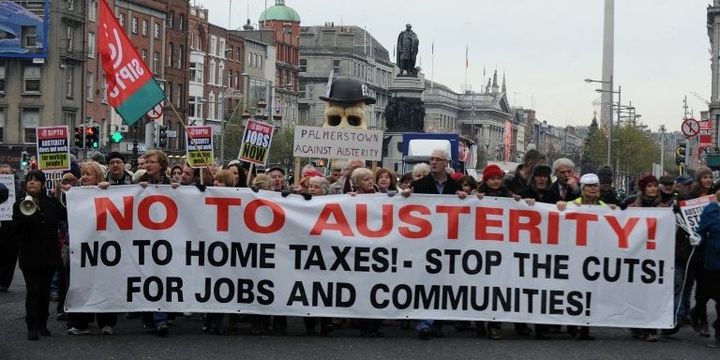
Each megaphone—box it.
[20,195,38,216]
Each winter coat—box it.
[12,193,67,271]
[695,201,720,271]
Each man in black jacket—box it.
[406,149,467,340]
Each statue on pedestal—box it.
[396,24,419,77]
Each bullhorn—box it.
[20,195,38,216]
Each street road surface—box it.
[0,270,717,360]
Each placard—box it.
[185,126,213,168]
[293,126,383,161]
[36,126,70,171]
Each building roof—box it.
[259,0,300,23]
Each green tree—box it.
[581,117,607,172]
[268,124,295,172]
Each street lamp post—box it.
[659,124,666,174]
[585,76,615,168]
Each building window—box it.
[101,78,107,103]
[141,49,147,63]
[142,19,148,36]
[88,1,97,22]
[218,62,224,85]
[176,83,183,107]
[210,36,217,56]
[219,38,225,57]
[87,32,95,58]
[65,65,73,98]
[153,52,160,74]
[209,59,216,84]
[333,60,341,73]
[168,11,174,30]
[23,65,41,93]
[166,81,173,103]
[132,17,138,34]
[118,14,125,28]
[154,22,160,39]
[299,58,306,72]
[0,108,4,142]
[67,0,74,11]
[179,15,185,31]
[86,72,95,102]
[208,92,215,120]
[178,45,184,69]
[66,26,73,52]
[167,43,174,65]
[0,62,5,92]
[21,26,38,48]
[21,108,39,143]
[189,62,203,83]
[259,56,263,70]
[188,96,203,118]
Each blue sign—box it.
[0,0,49,59]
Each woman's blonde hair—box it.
[81,161,105,185]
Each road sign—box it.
[681,118,700,137]
[147,104,163,120]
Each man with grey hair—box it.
[404,148,467,340]
[550,157,579,201]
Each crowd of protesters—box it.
[0,148,719,344]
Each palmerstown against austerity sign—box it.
[66,187,675,328]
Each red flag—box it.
[97,0,164,125]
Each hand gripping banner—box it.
[66,186,675,328]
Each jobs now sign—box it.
[293,126,383,161]
[65,188,675,328]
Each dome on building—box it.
[258,0,300,23]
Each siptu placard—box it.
[185,126,213,168]
[36,126,70,171]
[238,119,274,166]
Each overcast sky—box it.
[199,0,712,132]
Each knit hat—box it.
[450,171,464,181]
[579,173,600,187]
[597,166,613,185]
[676,174,693,185]
[107,151,126,163]
[530,164,552,179]
[637,173,658,192]
[695,166,713,182]
[483,164,504,180]
[658,175,674,185]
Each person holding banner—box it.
[374,168,398,193]
[550,158,580,202]
[559,172,613,340]
[694,190,720,342]
[12,170,67,341]
[626,174,667,342]
[225,162,248,188]
[0,164,17,292]
[68,162,118,336]
[690,166,716,337]
[132,150,173,337]
[405,149,467,340]
[505,149,546,195]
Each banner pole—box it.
[165,100,215,177]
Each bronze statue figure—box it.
[396,24,419,77]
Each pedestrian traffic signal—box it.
[85,125,100,148]
[74,126,85,148]
[20,151,31,169]
[158,126,168,148]
[676,144,686,165]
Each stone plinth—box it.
[385,73,426,132]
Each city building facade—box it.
[298,24,393,130]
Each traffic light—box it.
[20,151,31,170]
[676,144,686,165]
[85,125,100,148]
[158,126,168,148]
[74,126,85,148]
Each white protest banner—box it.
[678,195,714,245]
[0,174,15,221]
[66,188,675,328]
[293,126,383,161]
[238,119,274,166]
